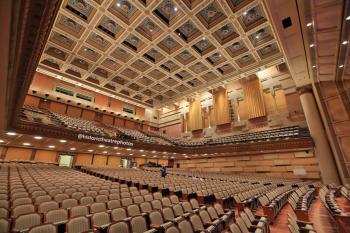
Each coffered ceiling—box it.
[38,0,284,107]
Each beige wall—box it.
[75,153,93,165]
[175,150,320,180]
[34,150,57,162]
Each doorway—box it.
[58,154,74,167]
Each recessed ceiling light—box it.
[184,155,189,158]
[88,149,93,152]
[306,22,312,27]
[59,140,67,143]
[0,140,4,143]
[153,155,157,158]
[342,41,348,45]
[23,143,31,146]
[48,145,55,148]
[312,65,316,68]
[6,132,16,136]
[339,65,344,68]
[170,156,175,159]
[139,149,144,152]
[114,147,119,149]
[116,152,121,155]
[99,145,105,148]
[116,2,121,7]
[126,148,131,151]
[309,44,315,47]
[103,151,107,154]
[163,152,167,154]
[202,37,206,41]
[34,136,43,140]
[173,152,176,154]
[70,148,76,151]
[174,6,178,11]
[346,15,350,21]
[152,151,156,153]
[129,153,133,156]
[243,11,247,16]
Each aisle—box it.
[254,197,340,233]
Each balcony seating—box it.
[20,107,311,148]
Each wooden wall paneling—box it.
[107,156,121,167]
[0,146,7,159]
[82,109,95,121]
[241,78,266,119]
[125,120,135,129]
[213,88,230,125]
[66,106,82,118]
[34,150,57,162]
[275,89,288,113]
[95,93,108,110]
[263,91,276,115]
[188,97,203,131]
[30,73,55,93]
[5,147,32,161]
[75,154,93,165]
[50,101,67,114]
[93,155,107,167]
[24,95,40,107]
[102,114,114,125]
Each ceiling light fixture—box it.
[342,41,348,45]
[88,149,93,152]
[34,136,43,140]
[310,44,315,47]
[98,145,105,148]
[141,154,146,157]
[243,11,247,16]
[116,2,121,7]
[139,149,144,152]
[306,22,312,27]
[23,143,31,146]
[48,145,55,148]
[339,65,344,68]
[70,148,76,151]
[129,153,133,156]
[116,152,121,155]
[312,65,316,68]
[174,7,178,12]
[103,151,107,154]
[126,148,131,151]
[114,147,119,149]
[59,140,67,143]
[0,140,4,143]
[6,132,16,136]
[346,15,350,21]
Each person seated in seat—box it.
[160,166,167,178]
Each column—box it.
[207,106,211,128]
[183,113,188,133]
[299,87,340,184]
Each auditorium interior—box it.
[0,0,350,232]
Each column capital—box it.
[297,85,313,95]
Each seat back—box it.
[12,204,35,217]
[62,198,78,209]
[127,204,141,217]
[70,205,89,218]
[178,219,194,233]
[90,202,106,214]
[66,216,90,233]
[162,207,175,221]
[165,226,180,233]
[38,201,59,213]
[130,215,148,233]
[173,204,185,217]
[28,223,56,233]
[149,210,164,226]
[92,212,111,227]
[0,218,9,233]
[140,202,152,213]
[189,214,204,231]
[108,200,121,210]
[207,206,219,219]
[108,221,130,233]
[45,208,68,224]
[111,208,127,221]
[236,217,249,233]
[13,213,41,232]
[229,223,242,233]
